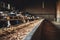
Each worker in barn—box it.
[7,10,15,27]
[7,16,11,27]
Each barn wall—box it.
[57,0,60,22]
[24,0,56,21]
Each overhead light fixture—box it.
[42,1,44,8]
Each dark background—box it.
[0,0,57,10]
[0,0,58,21]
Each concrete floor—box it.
[25,19,60,40]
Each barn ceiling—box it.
[1,0,57,10]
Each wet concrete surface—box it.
[30,19,60,40]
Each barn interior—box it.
[0,0,60,40]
